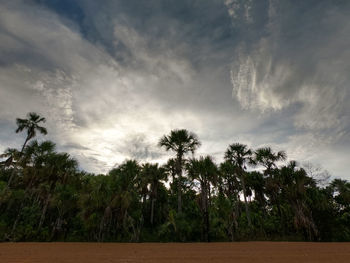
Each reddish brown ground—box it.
[0,242,349,263]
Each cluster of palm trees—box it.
[0,112,349,242]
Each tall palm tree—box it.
[224,143,253,227]
[158,129,201,214]
[219,160,241,239]
[1,113,47,188]
[16,112,47,153]
[187,156,217,242]
[255,147,286,231]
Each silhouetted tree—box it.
[159,129,200,214]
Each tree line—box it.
[0,112,349,242]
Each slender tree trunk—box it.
[150,184,158,226]
[7,169,17,188]
[20,135,30,154]
[10,202,24,240]
[200,182,206,241]
[98,217,105,242]
[38,193,51,230]
[234,194,239,228]
[150,197,155,225]
[51,214,63,241]
[200,180,210,242]
[240,171,252,227]
[177,179,182,214]
[171,173,176,194]
[205,188,210,242]
[177,154,183,214]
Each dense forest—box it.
[0,112,349,242]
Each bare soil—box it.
[0,242,349,263]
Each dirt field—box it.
[0,242,349,263]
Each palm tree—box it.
[1,113,46,188]
[255,147,286,231]
[187,156,217,242]
[219,160,241,239]
[0,148,20,168]
[255,147,286,177]
[224,143,253,227]
[20,140,56,168]
[158,129,201,214]
[16,112,47,153]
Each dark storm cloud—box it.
[33,0,235,67]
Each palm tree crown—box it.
[255,147,286,176]
[158,129,201,157]
[224,143,253,169]
[16,112,47,152]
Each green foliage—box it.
[0,113,349,242]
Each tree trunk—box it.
[150,198,155,225]
[7,169,17,188]
[200,181,210,242]
[204,192,210,242]
[177,154,183,214]
[38,193,51,230]
[10,202,24,240]
[20,135,30,154]
[240,171,252,227]
[177,179,182,214]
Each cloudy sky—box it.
[0,0,349,179]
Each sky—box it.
[0,0,349,179]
